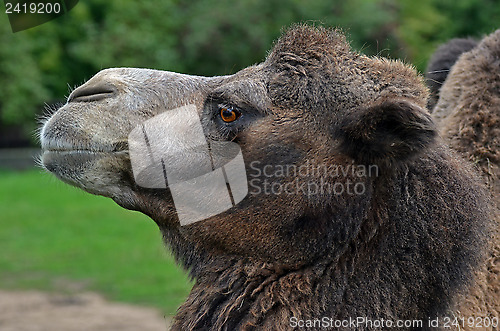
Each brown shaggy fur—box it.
[431,29,500,330]
[40,26,497,330]
[434,29,500,197]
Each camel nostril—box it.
[69,84,117,102]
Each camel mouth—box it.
[40,145,134,199]
[40,137,130,184]
[41,140,129,154]
[42,149,129,158]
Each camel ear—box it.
[338,98,437,164]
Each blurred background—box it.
[0,0,499,322]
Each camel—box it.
[425,37,478,110]
[40,25,497,330]
[428,28,500,330]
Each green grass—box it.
[0,169,192,316]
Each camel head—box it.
[41,68,221,219]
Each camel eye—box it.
[220,106,241,123]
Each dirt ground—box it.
[0,290,171,331]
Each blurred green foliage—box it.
[1,0,499,138]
